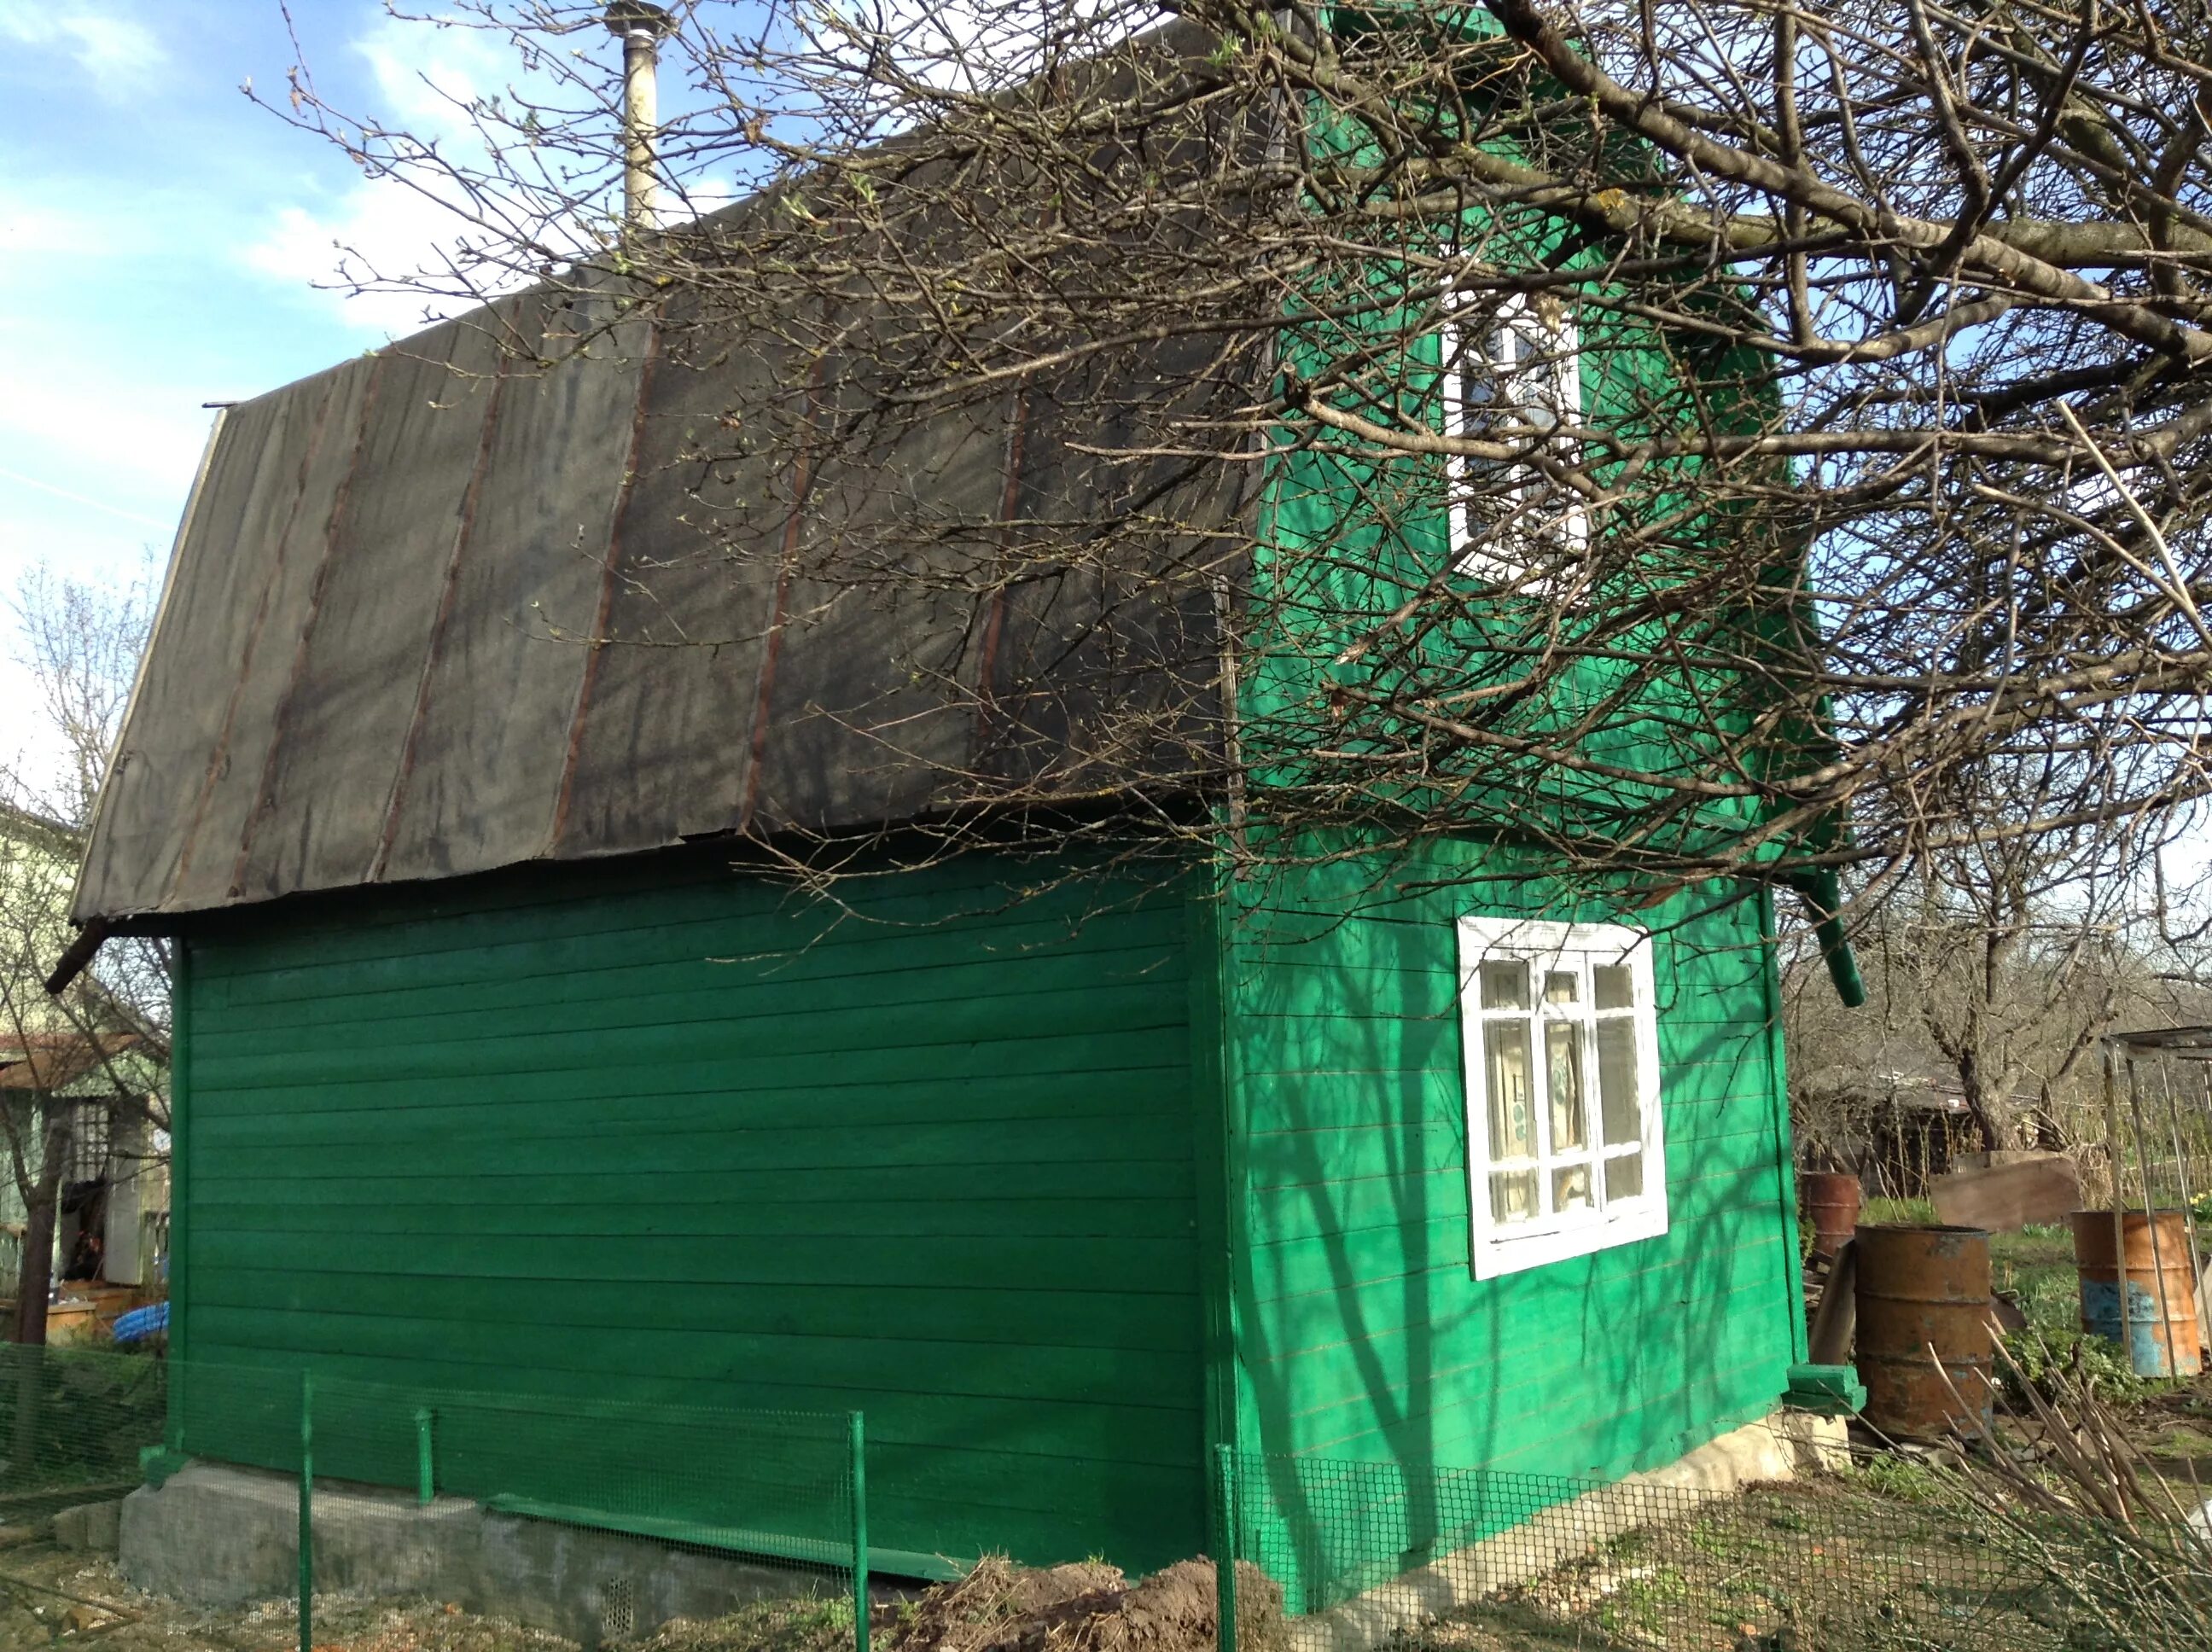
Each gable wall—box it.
[1220,842,1802,1593]
[171,848,1207,1573]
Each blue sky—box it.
[0,1,568,775]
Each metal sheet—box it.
[228,309,514,903]
[166,356,382,910]
[746,346,1010,833]
[380,298,652,883]
[73,55,1255,923]
[70,394,283,919]
[551,313,807,855]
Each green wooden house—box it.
[65,15,1819,1608]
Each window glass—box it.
[1545,1021,1586,1151]
[1492,1170,1539,1225]
[1606,1153,1644,1201]
[1593,963,1634,1010]
[1485,1021,1534,1160]
[1553,1165,1593,1213]
[1480,959,1528,1010]
[1596,1019,1640,1147]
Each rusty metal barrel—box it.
[2071,1210,2203,1378]
[1853,1224,1994,1440]
[1801,1172,1862,1259]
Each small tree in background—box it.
[0,561,166,1344]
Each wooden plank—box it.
[193,1271,1201,1352]
[1930,1153,2081,1231]
[1806,1238,1858,1364]
[191,942,1188,1054]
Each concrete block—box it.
[53,1499,122,1554]
[120,1461,830,1644]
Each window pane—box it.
[1553,1164,1593,1213]
[1593,964,1634,1010]
[1485,1020,1534,1160]
[1596,1019,1640,1147]
[1544,970,1577,1004]
[1491,1170,1539,1226]
[1480,959,1528,1010]
[1546,1021,1587,1150]
[1606,1152,1644,1202]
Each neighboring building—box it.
[1794,1061,2043,1195]
[0,804,167,1307]
[66,19,1823,1604]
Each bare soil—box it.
[0,1543,571,1652]
[0,1544,1283,1652]
[882,1556,1282,1652]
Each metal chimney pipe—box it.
[604,3,673,236]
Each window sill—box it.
[1470,1200,1668,1281]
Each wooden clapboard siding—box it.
[172,846,1206,1573]
[1223,846,1802,1498]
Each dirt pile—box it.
[884,1556,1282,1652]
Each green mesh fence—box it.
[0,1346,864,1652]
[1216,1440,2194,1652]
[0,1342,166,1506]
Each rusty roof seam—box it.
[970,386,1032,777]
[368,340,521,885]
[550,316,666,856]
[224,350,392,903]
[172,371,346,894]
[736,350,830,837]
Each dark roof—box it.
[74,26,1254,925]
[0,1031,143,1093]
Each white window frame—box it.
[1441,291,1590,588]
[1457,916,1668,1279]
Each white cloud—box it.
[0,193,114,265]
[0,4,165,96]
[244,186,490,339]
[240,11,591,338]
[351,10,516,143]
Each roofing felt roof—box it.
[0,1031,143,1093]
[74,38,1254,925]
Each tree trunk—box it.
[1959,1053,2029,1153]
[13,1105,72,1347]
[6,1105,72,1481]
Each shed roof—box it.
[74,27,1254,926]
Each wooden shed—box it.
[66,17,1813,1597]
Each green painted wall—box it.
[171,848,1207,1573]
[1218,846,1802,1603]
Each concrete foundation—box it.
[120,1463,834,1646]
[1288,1411,1852,1652]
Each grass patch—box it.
[1409,1476,2093,1652]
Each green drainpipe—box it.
[1790,868,1866,1008]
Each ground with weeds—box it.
[0,1546,1277,1652]
[1400,1469,2098,1652]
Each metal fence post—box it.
[850,1411,870,1652]
[416,1407,435,1505]
[299,1373,313,1652]
[1214,1446,1238,1652]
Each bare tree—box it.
[237,0,2212,931]
[0,561,166,1343]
